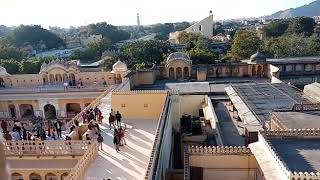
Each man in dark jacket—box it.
[54,120,63,139]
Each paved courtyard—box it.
[84,93,158,180]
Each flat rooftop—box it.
[135,78,269,94]
[273,111,320,129]
[84,94,159,180]
[8,159,78,169]
[270,139,320,172]
[231,83,304,123]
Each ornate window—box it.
[305,64,313,72]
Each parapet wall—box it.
[111,90,168,120]
[265,129,320,138]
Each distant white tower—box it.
[137,13,141,27]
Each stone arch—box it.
[45,173,57,180]
[61,173,69,180]
[49,74,55,83]
[183,67,189,79]
[252,66,256,76]
[11,172,23,180]
[19,104,34,118]
[66,103,81,118]
[257,65,263,77]
[55,74,63,82]
[29,173,42,180]
[43,74,48,85]
[44,104,57,119]
[85,103,91,107]
[0,77,5,87]
[69,73,76,86]
[176,67,182,79]
[8,104,16,118]
[169,67,175,79]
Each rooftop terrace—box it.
[231,83,304,123]
[272,111,320,129]
[270,139,320,172]
[84,92,160,180]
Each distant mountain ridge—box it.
[269,0,320,19]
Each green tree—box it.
[87,22,130,43]
[286,17,315,36]
[71,38,112,62]
[0,46,26,60]
[264,20,289,37]
[230,30,262,61]
[121,40,174,67]
[263,35,320,58]
[188,48,218,64]
[0,59,20,74]
[8,25,64,50]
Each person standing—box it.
[115,111,122,127]
[97,133,104,151]
[54,120,63,139]
[3,131,12,141]
[1,120,7,134]
[113,129,120,152]
[109,113,116,130]
[94,106,99,120]
[111,109,115,117]
[22,127,27,140]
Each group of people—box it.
[1,106,128,153]
[108,109,126,152]
[1,116,65,142]
[82,106,103,124]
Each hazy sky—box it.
[0,0,316,28]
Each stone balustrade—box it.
[65,141,98,180]
[188,145,251,155]
[184,146,191,180]
[3,140,91,156]
[112,90,168,95]
[65,86,114,130]
[291,171,320,180]
[265,129,320,138]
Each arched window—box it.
[45,173,57,180]
[11,173,23,180]
[66,103,81,118]
[29,173,41,180]
[44,104,57,119]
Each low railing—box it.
[184,146,191,180]
[0,85,109,94]
[65,86,115,130]
[65,141,98,180]
[144,92,170,180]
[3,140,91,156]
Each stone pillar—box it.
[22,173,29,180]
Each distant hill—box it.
[269,0,320,19]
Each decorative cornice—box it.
[188,145,251,155]
[264,129,320,138]
[112,90,168,95]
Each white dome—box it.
[0,66,8,76]
[112,60,127,72]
